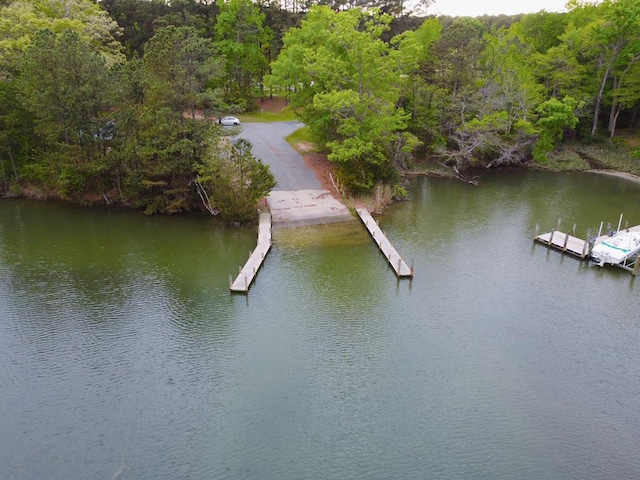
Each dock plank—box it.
[357,208,413,278]
[535,231,591,257]
[230,213,272,292]
[534,228,620,259]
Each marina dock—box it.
[230,212,272,292]
[357,208,413,278]
[534,219,640,275]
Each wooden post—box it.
[562,232,569,252]
[245,275,248,291]
[572,223,577,236]
[634,256,640,276]
[229,274,233,288]
[549,229,555,245]
[534,223,540,239]
[581,239,588,258]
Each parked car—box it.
[219,116,241,126]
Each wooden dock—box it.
[534,230,594,258]
[230,212,272,293]
[357,208,413,278]
[533,217,640,275]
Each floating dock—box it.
[230,212,272,292]
[357,208,413,278]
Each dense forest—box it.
[1,0,640,219]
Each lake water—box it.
[1,171,640,479]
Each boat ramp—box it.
[230,208,413,293]
[534,218,640,275]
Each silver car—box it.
[219,116,241,126]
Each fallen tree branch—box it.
[192,179,219,216]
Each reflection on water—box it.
[1,172,640,479]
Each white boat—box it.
[591,227,640,266]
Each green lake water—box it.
[1,171,639,479]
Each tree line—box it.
[0,0,275,220]
[2,0,640,219]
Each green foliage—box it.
[267,6,417,193]
[14,29,114,196]
[214,0,271,105]
[6,0,640,210]
[143,25,223,116]
[18,29,110,147]
[0,0,124,74]
[431,16,486,95]
[515,11,568,53]
[197,138,276,223]
[533,96,580,162]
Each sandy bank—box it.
[589,169,640,185]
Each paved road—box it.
[237,121,322,191]
[234,121,353,226]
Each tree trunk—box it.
[9,148,19,181]
[608,76,620,136]
[592,63,611,137]
[611,105,623,137]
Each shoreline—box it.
[588,169,640,185]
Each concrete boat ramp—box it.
[229,122,412,292]
[267,189,353,227]
[229,191,413,293]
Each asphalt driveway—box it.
[235,121,353,226]
[237,121,322,191]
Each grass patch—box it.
[575,144,640,175]
[240,107,298,122]
[286,125,315,150]
[530,135,640,175]
[550,137,640,175]
[538,145,591,171]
